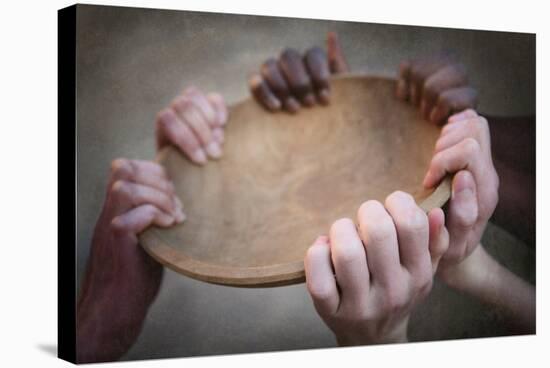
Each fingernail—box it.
[423,171,432,188]
[318,88,330,105]
[159,214,175,227]
[315,235,329,245]
[175,196,183,210]
[193,148,207,164]
[285,97,300,113]
[212,128,224,144]
[176,210,186,223]
[205,141,222,159]
[268,97,282,111]
[172,197,185,223]
[220,111,228,126]
[303,93,316,107]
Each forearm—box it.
[76,280,151,363]
[439,245,535,334]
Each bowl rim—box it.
[139,74,452,287]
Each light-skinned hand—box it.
[304,192,449,345]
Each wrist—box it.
[334,316,409,346]
[437,245,491,292]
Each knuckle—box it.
[422,80,439,99]
[306,243,327,262]
[307,45,324,54]
[454,203,478,228]
[110,216,127,235]
[434,232,450,256]
[331,217,355,234]
[263,57,277,66]
[111,180,134,202]
[281,47,300,59]
[334,242,362,266]
[171,96,188,111]
[110,157,126,170]
[437,92,451,106]
[385,190,414,206]
[383,286,408,312]
[465,108,478,117]
[261,58,279,75]
[306,46,325,60]
[462,137,481,157]
[443,245,462,263]
[248,73,263,89]
[143,204,159,217]
[111,179,128,195]
[113,159,135,180]
[154,162,168,178]
[110,158,132,177]
[364,218,394,245]
[157,112,174,130]
[307,280,334,303]
[477,116,489,132]
[400,209,428,234]
[430,150,444,169]
[416,277,433,298]
[385,191,427,234]
[357,199,385,219]
[156,108,172,124]
[465,119,479,134]
[413,266,433,290]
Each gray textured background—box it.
[75,4,535,361]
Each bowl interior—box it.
[140,75,445,284]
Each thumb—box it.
[327,32,350,74]
[427,207,449,274]
[443,170,478,263]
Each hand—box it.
[423,109,499,277]
[76,158,185,363]
[396,55,478,124]
[155,86,229,165]
[249,32,349,113]
[304,192,449,346]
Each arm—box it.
[77,159,184,363]
[77,88,229,363]
[420,109,535,334]
[396,59,535,245]
[438,244,535,334]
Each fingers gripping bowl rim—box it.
[139,74,452,287]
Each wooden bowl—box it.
[139,75,451,287]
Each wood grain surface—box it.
[139,75,451,287]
